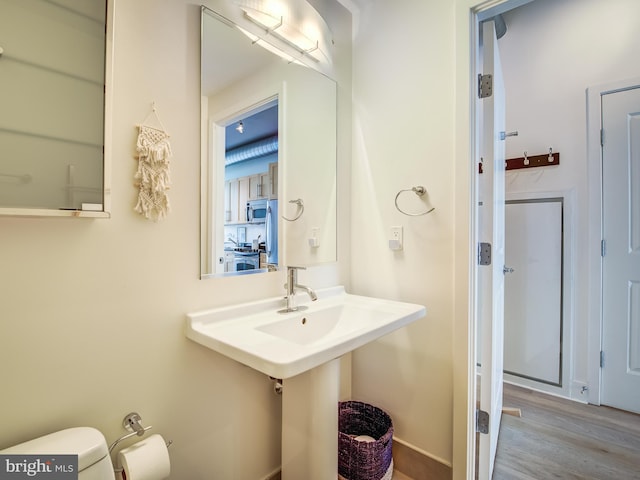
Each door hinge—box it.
[600,350,604,368]
[601,239,606,257]
[478,242,492,266]
[600,128,604,146]
[478,74,493,98]
[477,409,489,434]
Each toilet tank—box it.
[1,427,115,480]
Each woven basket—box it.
[338,401,394,480]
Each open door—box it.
[476,20,507,480]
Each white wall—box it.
[350,0,455,465]
[0,1,351,479]
[500,0,640,398]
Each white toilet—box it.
[1,427,116,480]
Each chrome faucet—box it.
[281,266,318,313]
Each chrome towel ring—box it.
[394,186,435,216]
[282,198,304,222]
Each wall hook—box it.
[139,101,169,134]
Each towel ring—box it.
[282,198,304,222]
[394,186,435,216]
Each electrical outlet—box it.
[389,226,403,250]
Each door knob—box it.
[503,265,515,275]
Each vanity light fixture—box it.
[233,0,332,66]
[236,26,296,63]
[242,12,320,63]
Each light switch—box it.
[309,227,320,248]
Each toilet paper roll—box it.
[118,434,170,480]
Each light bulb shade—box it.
[236,26,297,63]
[233,0,332,66]
[237,0,286,28]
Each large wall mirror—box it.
[0,0,112,217]
[200,1,337,278]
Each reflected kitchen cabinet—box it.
[224,177,249,224]
[248,172,270,200]
[227,163,277,224]
[269,162,278,199]
[248,164,278,200]
[238,177,249,223]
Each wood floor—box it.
[493,383,640,479]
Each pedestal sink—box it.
[186,286,426,479]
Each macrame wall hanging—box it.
[134,103,172,221]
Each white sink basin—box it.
[186,286,426,378]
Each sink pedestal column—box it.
[281,358,340,480]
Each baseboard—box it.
[260,438,452,480]
[260,468,280,480]
[392,437,452,480]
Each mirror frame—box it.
[0,0,113,218]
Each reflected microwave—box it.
[246,199,267,224]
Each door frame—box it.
[586,77,640,406]
[453,1,535,479]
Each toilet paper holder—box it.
[109,412,172,454]
[123,412,146,436]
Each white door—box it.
[601,85,640,414]
[477,20,507,480]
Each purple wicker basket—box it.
[338,401,394,480]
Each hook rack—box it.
[394,186,435,216]
[506,147,559,171]
[282,198,304,221]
